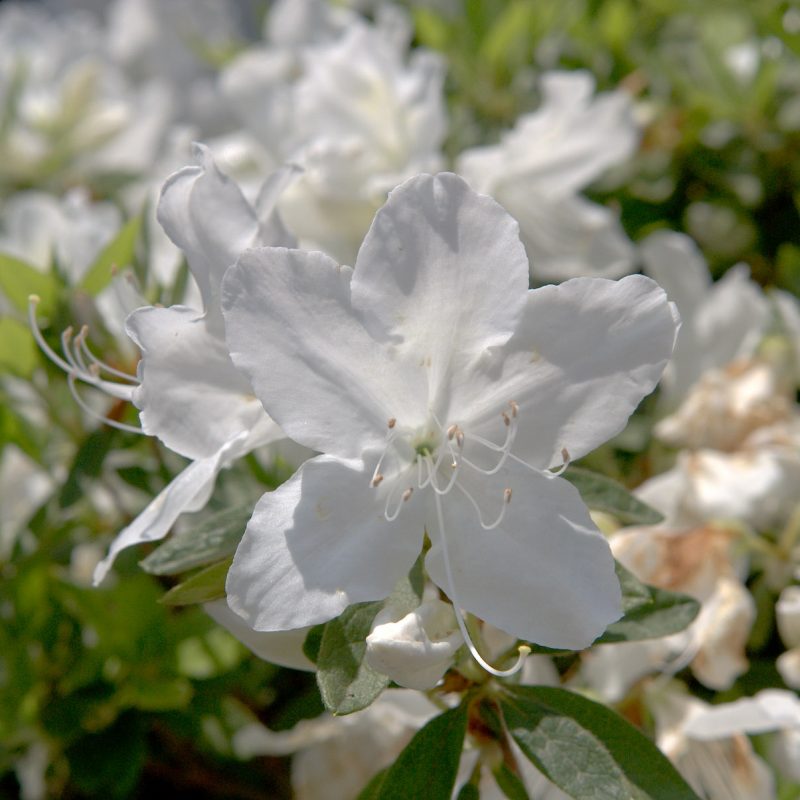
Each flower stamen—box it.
[28,295,137,402]
[455,481,511,530]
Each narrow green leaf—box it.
[139,505,252,575]
[316,600,389,715]
[160,558,231,606]
[457,784,482,800]
[493,762,531,800]
[563,467,663,525]
[0,317,37,377]
[596,562,700,644]
[356,768,388,800]
[501,686,701,800]
[79,216,141,296]
[59,427,116,508]
[0,253,60,315]
[364,704,469,800]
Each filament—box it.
[433,490,530,678]
[454,480,510,530]
[67,374,144,435]
[78,331,138,382]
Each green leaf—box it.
[65,712,146,798]
[457,784,482,800]
[78,216,141,296]
[0,316,37,377]
[315,566,424,715]
[302,624,326,665]
[500,686,701,800]
[160,559,231,606]
[0,253,60,315]
[596,562,700,644]
[59,427,117,508]
[493,762,531,800]
[316,600,389,715]
[563,467,663,526]
[360,704,469,800]
[139,505,252,575]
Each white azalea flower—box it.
[30,145,298,582]
[365,597,463,689]
[457,71,639,281]
[221,172,679,669]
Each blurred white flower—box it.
[640,230,771,406]
[0,189,120,283]
[776,585,800,689]
[221,9,446,262]
[590,523,754,692]
[458,71,639,281]
[0,3,170,191]
[646,683,775,800]
[684,689,800,785]
[232,689,439,800]
[0,445,53,560]
[221,172,678,668]
[640,360,800,531]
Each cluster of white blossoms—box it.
[5,1,800,798]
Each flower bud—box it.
[365,599,463,690]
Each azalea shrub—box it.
[1,1,800,799]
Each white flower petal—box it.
[684,690,800,740]
[425,460,621,649]
[351,173,530,396]
[127,305,268,460]
[639,231,711,323]
[226,455,425,631]
[451,274,679,469]
[222,246,425,458]
[458,71,638,197]
[204,600,314,672]
[93,432,253,585]
[156,143,270,315]
[510,192,635,281]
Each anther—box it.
[504,487,512,503]
[548,447,572,477]
[388,418,396,429]
[402,488,413,502]
[372,474,384,487]
[447,424,458,440]
[502,412,510,427]
[509,400,519,418]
